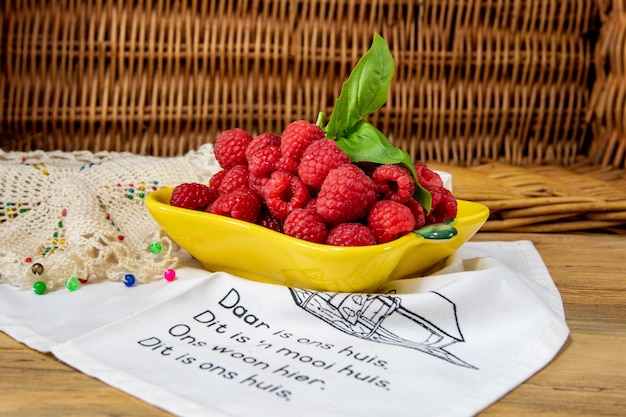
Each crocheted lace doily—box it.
[0,145,220,291]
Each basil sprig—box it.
[318,33,432,212]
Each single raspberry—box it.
[316,164,378,225]
[170,183,216,210]
[275,155,299,174]
[415,164,444,189]
[207,188,261,223]
[283,208,328,244]
[208,169,228,191]
[280,120,325,162]
[406,198,426,230]
[298,139,351,189]
[248,145,281,177]
[218,165,250,195]
[246,132,281,161]
[263,171,310,220]
[214,128,253,169]
[367,200,416,244]
[304,197,318,212]
[248,171,269,197]
[372,164,415,204]
[426,186,458,224]
[326,223,377,246]
[257,210,284,233]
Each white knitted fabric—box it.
[0,145,220,291]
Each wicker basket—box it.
[1,1,624,233]
[587,0,626,169]
[0,0,597,163]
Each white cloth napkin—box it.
[0,253,209,352]
[7,240,565,417]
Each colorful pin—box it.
[32,281,47,295]
[149,242,163,254]
[31,263,44,275]
[163,268,176,282]
[123,274,136,287]
[65,276,80,291]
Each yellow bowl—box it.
[147,188,489,293]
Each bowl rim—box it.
[146,187,490,253]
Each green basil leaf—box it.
[325,33,395,139]
[336,121,432,212]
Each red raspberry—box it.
[214,128,253,169]
[283,208,328,244]
[415,164,444,189]
[207,188,261,223]
[170,183,216,211]
[298,139,351,189]
[248,171,269,197]
[367,200,416,244]
[257,210,284,233]
[246,132,281,160]
[426,186,458,224]
[208,169,227,191]
[326,223,377,246]
[304,197,318,212]
[218,165,250,195]
[406,198,426,230]
[248,145,281,177]
[280,120,325,162]
[316,164,378,225]
[372,164,415,204]
[275,155,299,174]
[263,171,310,220]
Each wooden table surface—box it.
[1,232,625,416]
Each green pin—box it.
[33,281,47,295]
[149,242,163,254]
[65,276,80,291]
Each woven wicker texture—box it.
[4,1,624,234]
[0,0,598,165]
[428,161,626,233]
[587,0,626,168]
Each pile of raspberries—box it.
[170,120,457,246]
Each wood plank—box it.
[479,332,626,416]
[0,333,169,416]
